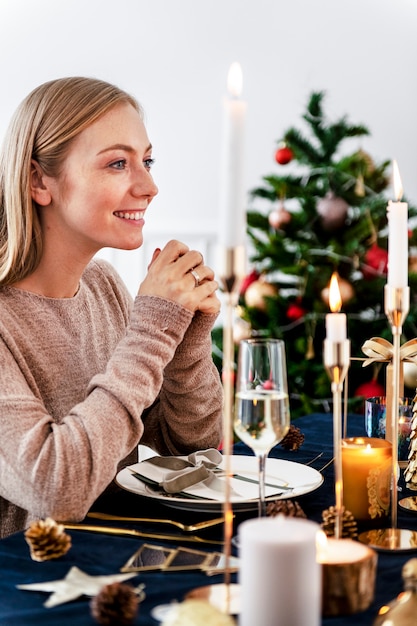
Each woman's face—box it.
[39,102,158,258]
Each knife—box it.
[64,523,224,546]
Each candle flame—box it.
[227,62,243,98]
[392,160,403,201]
[328,272,342,313]
[316,530,328,562]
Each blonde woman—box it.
[0,77,222,537]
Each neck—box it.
[12,257,88,298]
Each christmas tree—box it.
[214,91,417,418]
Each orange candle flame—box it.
[329,272,342,313]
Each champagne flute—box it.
[234,338,290,517]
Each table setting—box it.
[1,409,417,626]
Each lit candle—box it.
[341,437,392,521]
[325,272,347,342]
[387,160,408,288]
[218,62,247,248]
[317,535,378,616]
[239,517,321,626]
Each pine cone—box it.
[24,518,71,562]
[280,424,305,451]
[266,499,306,518]
[90,582,139,626]
[321,506,358,539]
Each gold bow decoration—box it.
[359,337,417,368]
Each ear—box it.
[30,160,52,206]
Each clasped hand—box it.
[138,240,220,315]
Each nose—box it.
[131,169,158,201]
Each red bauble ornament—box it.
[286,302,306,321]
[239,270,260,296]
[362,243,388,279]
[274,144,293,165]
[268,206,291,229]
[354,379,385,400]
[317,192,349,231]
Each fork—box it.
[87,512,226,533]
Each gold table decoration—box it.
[359,285,417,551]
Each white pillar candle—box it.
[218,62,247,248]
[239,517,321,626]
[326,313,347,342]
[387,160,408,288]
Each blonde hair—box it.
[0,76,141,285]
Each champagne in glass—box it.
[234,338,290,517]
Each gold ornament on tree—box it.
[24,518,72,562]
[244,277,278,311]
[268,201,291,230]
[317,192,349,231]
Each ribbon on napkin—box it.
[144,448,223,494]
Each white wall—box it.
[1,0,416,293]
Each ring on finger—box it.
[189,268,201,288]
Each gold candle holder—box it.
[359,285,416,551]
[190,245,245,614]
[324,339,351,539]
[218,245,245,589]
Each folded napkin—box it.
[130,449,287,501]
[145,448,223,493]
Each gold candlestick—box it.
[359,285,416,551]
[324,339,350,539]
[189,244,245,615]
[218,245,245,589]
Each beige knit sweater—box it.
[0,259,222,537]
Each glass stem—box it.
[257,452,267,517]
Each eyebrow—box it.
[97,143,152,155]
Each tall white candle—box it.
[218,62,247,248]
[239,517,321,626]
[325,272,347,342]
[387,160,408,288]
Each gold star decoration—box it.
[17,566,137,608]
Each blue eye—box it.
[144,158,155,170]
[110,159,127,169]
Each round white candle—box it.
[317,536,373,564]
[326,312,347,342]
[218,62,247,248]
[239,517,321,626]
[387,161,408,288]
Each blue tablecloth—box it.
[1,412,416,625]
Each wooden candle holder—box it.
[319,538,378,616]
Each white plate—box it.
[116,455,323,513]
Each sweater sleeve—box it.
[140,310,223,455]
